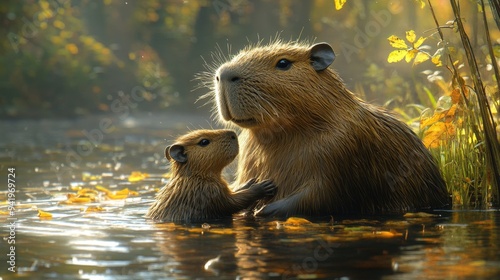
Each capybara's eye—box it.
[198,139,210,147]
[276,59,292,70]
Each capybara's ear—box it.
[310,43,335,71]
[168,145,187,163]
[165,146,172,160]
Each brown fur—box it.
[209,40,450,217]
[146,129,275,222]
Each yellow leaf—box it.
[420,112,441,129]
[96,185,111,194]
[128,171,149,182]
[388,35,408,49]
[83,206,104,212]
[388,50,408,63]
[413,36,426,48]
[413,51,430,65]
[373,231,402,238]
[403,212,437,218]
[65,193,93,203]
[422,122,456,148]
[114,188,138,196]
[101,187,139,200]
[405,49,418,63]
[284,217,313,225]
[406,30,416,43]
[432,54,442,66]
[38,210,53,219]
[77,188,98,196]
[335,0,347,10]
[106,194,129,200]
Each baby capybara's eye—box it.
[198,139,210,147]
[276,59,292,70]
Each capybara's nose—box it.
[224,130,237,140]
[217,67,240,83]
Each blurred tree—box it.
[0,0,122,117]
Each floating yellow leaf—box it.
[77,188,98,196]
[107,194,129,199]
[96,185,111,194]
[108,189,138,199]
[96,185,138,199]
[38,210,53,219]
[82,206,104,212]
[388,35,408,49]
[65,193,93,203]
[373,230,402,238]
[284,217,313,225]
[403,212,437,218]
[388,50,407,63]
[114,188,134,196]
[335,0,347,10]
[128,171,149,182]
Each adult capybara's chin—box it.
[211,40,450,217]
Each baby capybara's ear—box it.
[166,145,187,163]
[310,42,335,71]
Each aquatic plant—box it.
[385,0,500,207]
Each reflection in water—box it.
[1,116,500,279]
[389,211,500,279]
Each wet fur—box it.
[146,129,274,222]
[209,40,450,217]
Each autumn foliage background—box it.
[1,0,499,206]
[0,0,494,118]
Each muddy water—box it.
[1,113,499,280]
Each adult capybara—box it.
[208,40,449,217]
[146,129,276,222]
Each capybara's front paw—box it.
[250,179,276,197]
[239,178,258,190]
[254,201,281,217]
